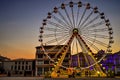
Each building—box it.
[96,51,120,76]
[114,51,120,75]
[71,52,89,67]
[3,58,35,76]
[35,45,120,77]
[35,45,71,76]
[1,47,120,77]
[0,55,10,74]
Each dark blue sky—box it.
[0,0,120,59]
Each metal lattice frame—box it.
[39,1,114,77]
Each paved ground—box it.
[0,77,120,80]
[0,77,43,80]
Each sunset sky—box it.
[0,0,120,59]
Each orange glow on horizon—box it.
[0,45,36,59]
[1,42,119,60]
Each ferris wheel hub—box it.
[73,28,79,34]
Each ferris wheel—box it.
[39,0,114,77]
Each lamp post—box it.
[97,71,100,77]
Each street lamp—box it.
[97,71,100,77]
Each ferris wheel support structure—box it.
[39,0,114,78]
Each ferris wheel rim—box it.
[39,0,114,70]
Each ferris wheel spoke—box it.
[84,28,108,33]
[76,7,80,26]
[82,21,105,31]
[43,33,66,38]
[45,33,69,45]
[57,35,70,44]
[44,27,70,34]
[85,37,108,47]
[88,41,100,52]
[80,10,94,29]
[44,27,62,32]
[64,8,73,27]
[51,14,71,29]
[88,34,109,39]
[48,36,70,52]
[47,20,63,29]
[77,8,87,28]
[83,32,110,39]
[76,1,82,26]
[47,35,70,52]
[71,5,75,28]
[47,20,70,31]
[83,37,100,51]
[58,11,71,28]
[54,35,73,59]
[45,39,56,45]
[54,45,69,59]
[80,15,100,30]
